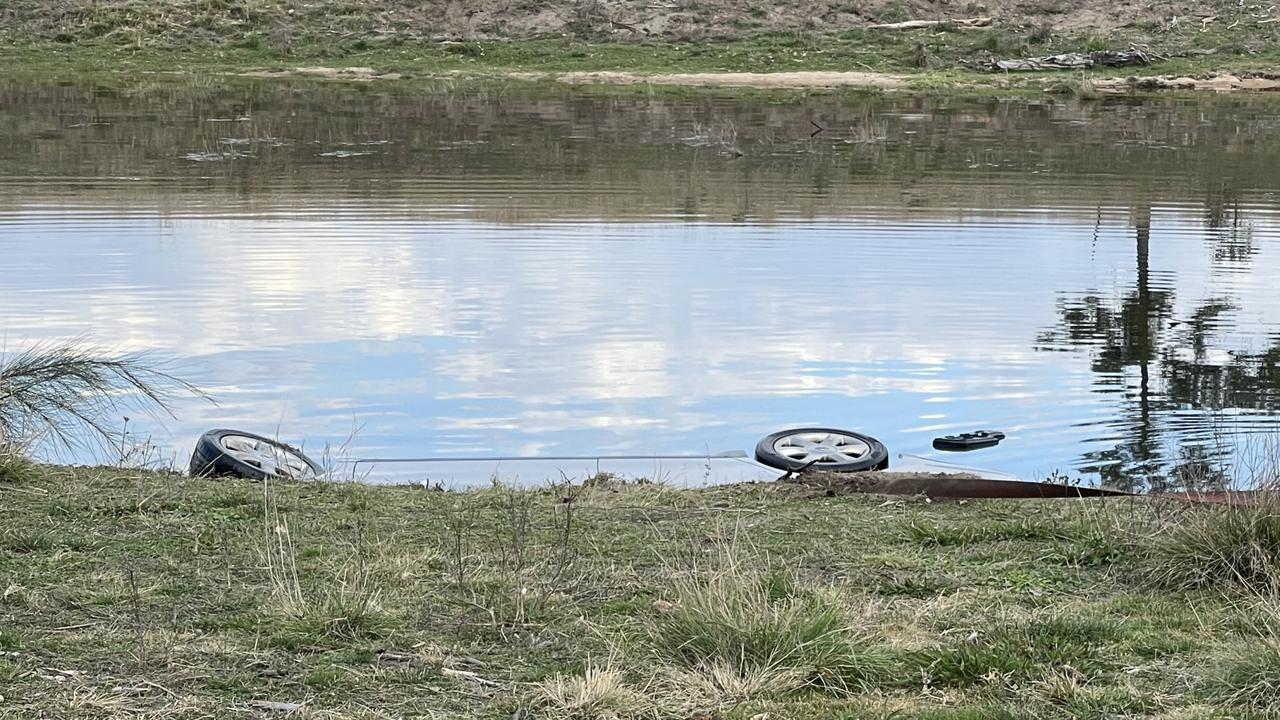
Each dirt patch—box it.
[245,66,1280,95]
[531,69,1280,94]
[240,67,912,90]
[512,69,909,89]
[242,66,404,81]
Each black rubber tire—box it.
[189,428,323,480]
[754,427,889,473]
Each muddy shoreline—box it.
[241,65,1280,94]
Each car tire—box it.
[755,427,888,473]
[190,428,323,480]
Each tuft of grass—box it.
[257,478,391,649]
[894,709,1023,720]
[650,562,891,698]
[0,529,55,554]
[1038,670,1152,718]
[268,582,392,648]
[529,665,653,720]
[0,451,38,484]
[876,573,955,598]
[0,628,24,650]
[1202,637,1280,709]
[1146,496,1280,591]
[0,341,210,453]
[303,665,348,689]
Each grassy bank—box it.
[4,461,1280,718]
[4,9,1280,91]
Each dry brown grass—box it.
[530,664,654,720]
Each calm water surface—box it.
[3,78,1280,489]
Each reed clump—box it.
[0,341,208,454]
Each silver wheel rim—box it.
[773,431,872,465]
[219,434,317,479]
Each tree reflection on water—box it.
[1040,194,1280,492]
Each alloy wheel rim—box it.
[773,431,871,465]
[219,434,317,479]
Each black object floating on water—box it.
[932,430,1006,451]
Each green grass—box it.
[906,513,1067,545]
[1,34,942,77]
[3,21,1280,93]
[2,466,1280,716]
[1203,636,1280,709]
[915,614,1119,688]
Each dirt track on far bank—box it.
[508,69,912,89]
[519,69,1280,93]
[242,66,1280,94]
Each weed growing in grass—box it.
[258,478,389,647]
[270,584,392,649]
[0,628,24,650]
[890,709,1023,720]
[443,479,581,627]
[0,528,55,554]
[0,656,20,682]
[283,542,389,645]
[303,665,347,689]
[875,573,955,598]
